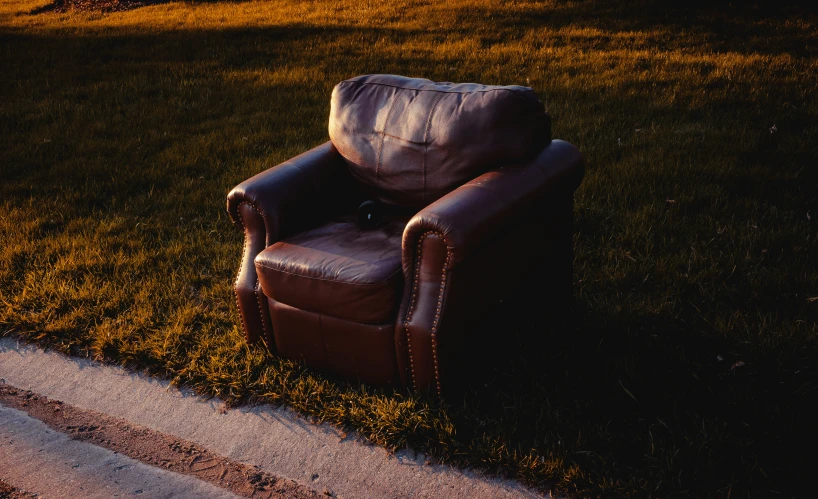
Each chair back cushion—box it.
[329,74,550,208]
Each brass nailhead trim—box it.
[429,251,449,396]
[233,201,271,342]
[254,278,271,342]
[404,230,449,395]
[403,234,426,389]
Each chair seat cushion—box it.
[255,219,405,324]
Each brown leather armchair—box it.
[227,75,584,393]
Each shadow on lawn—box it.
[2,17,817,497]
[23,0,818,58]
[451,2,818,59]
[457,296,815,496]
[29,0,249,14]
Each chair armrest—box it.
[396,139,584,392]
[227,141,350,246]
[402,139,584,269]
[226,141,350,344]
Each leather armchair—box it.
[227,75,584,393]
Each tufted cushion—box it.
[329,74,551,208]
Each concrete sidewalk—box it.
[0,338,548,498]
[0,404,242,499]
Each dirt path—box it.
[0,479,37,498]
[0,385,321,498]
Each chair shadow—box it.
[443,289,815,495]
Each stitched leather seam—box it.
[340,79,532,95]
[379,131,427,144]
[233,201,254,341]
[403,233,426,389]
[403,231,448,395]
[276,300,393,325]
[422,93,444,205]
[254,278,271,342]
[235,233,250,340]
[255,263,403,286]
[231,199,265,224]
[375,93,400,180]
[430,248,448,396]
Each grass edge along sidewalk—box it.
[0,338,547,499]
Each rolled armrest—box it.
[396,140,583,392]
[402,139,584,270]
[226,141,350,344]
[227,141,349,246]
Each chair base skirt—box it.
[267,298,401,386]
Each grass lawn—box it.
[1,0,816,496]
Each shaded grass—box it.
[1,0,817,496]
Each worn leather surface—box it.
[400,140,583,270]
[329,74,551,208]
[255,218,406,324]
[226,142,358,344]
[396,139,584,391]
[404,216,555,392]
[268,298,400,386]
